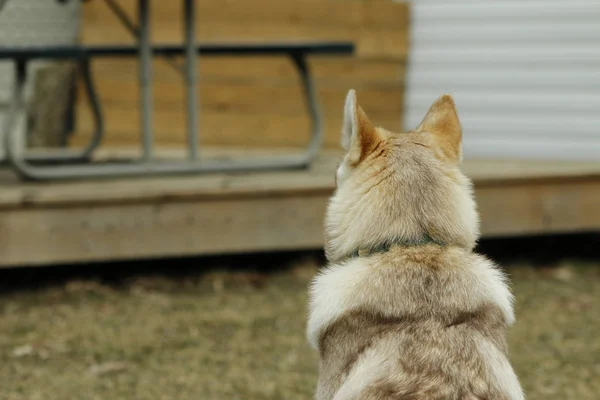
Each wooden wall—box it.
[73,0,409,149]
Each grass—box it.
[0,251,599,400]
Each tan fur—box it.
[308,91,524,400]
[417,94,463,164]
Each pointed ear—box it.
[341,89,381,165]
[416,94,463,164]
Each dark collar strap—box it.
[349,234,444,259]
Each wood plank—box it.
[82,23,408,59]
[76,79,403,115]
[80,0,409,59]
[477,180,600,237]
[81,21,351,46]
[358,29,410,59]
[0,154,598,267]
[72,108,313,147]
[362,1,411,28]
[75,58,404,148]
[71,106,403,148]
[81,0,408,36]
[82,0,364,30]
[87,57,404,85]
[0,148,338,208]
[0,195,328,267]
[1,151,599,208]
[81,23,353,44]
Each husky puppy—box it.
[307,90,524,400]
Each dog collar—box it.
[348,234,444,259]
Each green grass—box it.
[0,257,599,400]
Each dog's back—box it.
[307,91,524,400]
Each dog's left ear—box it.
[342,89,381,165]
[417,94,463,164]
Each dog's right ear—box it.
[341,89,381,165]
[416,94,463,164]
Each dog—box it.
[306,90,524,400]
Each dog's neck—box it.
[343,234,445,261]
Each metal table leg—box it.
[2,60,26,170]
[77,57,105,159]
[139,0,154,161]
[289,52,323,163]
[184,0,199,160]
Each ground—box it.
[0,243,599,400]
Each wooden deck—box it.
[0,149,599,268]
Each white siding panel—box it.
[413,22,600,44]
[406,113,600,140]
[403,0,600,161]
[412,1,600,20]
[458,137,600,161]
[411,45,600,65]
[409,68,600,90]
[407,92,600,115]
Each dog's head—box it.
[324,90,480,262]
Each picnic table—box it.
[0,0,354,180]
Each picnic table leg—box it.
[139,0,154,161]
[3,59,30,177]
[289,53,323,163]
[76,57,105,159]
[184,0,199,161]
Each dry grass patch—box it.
[0,257,599,400]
